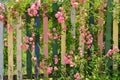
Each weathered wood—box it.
[0,21,4,80]
[98,3,104,53]
[113,0,119,76]
[52,2,58,56]
[71,7,76,51]
[113,0,118,47]
[8,14,13,80]
[34,13,40,78]
[43,3,49,79]
[43,4,48,58]
[105,0,113,76]
[26,13,32,79]
[61,23,66,65]
[16,16,22,80]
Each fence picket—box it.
[34,11,40,79]
[113,0,119,76]
[8,14,13,80]
[71,7,76,51]
[16,16,22,80]
[105,0,113,76]
[43,3,49,79]
[0,21,3,80]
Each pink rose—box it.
[58,16,65,23]
[54,66,58,71]
[21,43,29,51]
[46,67,53,75]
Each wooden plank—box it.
[34,12,40,78]
[105,0,113,76]
[113,0,118,47]
[0,21,4,80]
[26,13,32,79]
[43,3,49,79]
[52,2,58,56]
[8,14,13,80]
[16,16,22,80]
[113,0,119,76]
[61,23,66,65]
[71,7,76,51]
[43,3,48,58]
[98,3,104,53]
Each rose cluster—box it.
[27,0,40,17]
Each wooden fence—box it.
[0,0,120,80]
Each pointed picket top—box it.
[0,21,4,80]
[16,16,22,80]
[71,7,76,51]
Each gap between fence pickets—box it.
[16,16,22,80]
[0,21,4,80]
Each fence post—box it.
[113,0,119,77]
[8,13,13,80]
[52,2,58,57]
[105,0,113,77]
[16,16,22,80]
[0,21,3,80]
[52,2,59,79]
[88,0,94,75]
[43,3,49,79]
[71,7,76,51]
[61,23,66,69]
[34,10,40,79]
[26,13,32,79]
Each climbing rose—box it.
[54,57,59,64]
[70,61,75,67]
[36,0,40,8]
[31,56,37,61]
[58,16,65,23]
[0,15,4,21]
[21,43,29,51]
[74,73,81,80]
[71,2,78,8]
[52,28,56,32]
[63,26,67,31]
[106,49,114,57]
[46,67,53,75]
[64,56,70,64]
[27,8,38,17]
[70,50,74,55]
[24,36,29,43]
[54,66,58,71]
[39,63,44,69]
[55,12,62,18]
